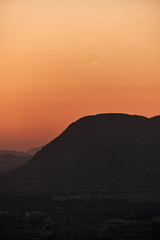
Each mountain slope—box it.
[2,113,160,192]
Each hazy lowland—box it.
[1,114,160,239]
[0,147,41,173]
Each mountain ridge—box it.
[1,113,160,193]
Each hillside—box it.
[1,113,160,193]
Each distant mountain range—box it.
[25,146,42,156]
[0,150,27,157]
[0,147,42,157]
[0,147,42,173]
[1,113,160,193]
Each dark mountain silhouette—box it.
[1,113,160,192]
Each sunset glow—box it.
[0,0,160,150]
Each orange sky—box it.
[0,0,160,151]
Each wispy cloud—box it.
[91,61,101,65]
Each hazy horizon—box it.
[1,112,160,152]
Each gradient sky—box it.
[0,0,160,151]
